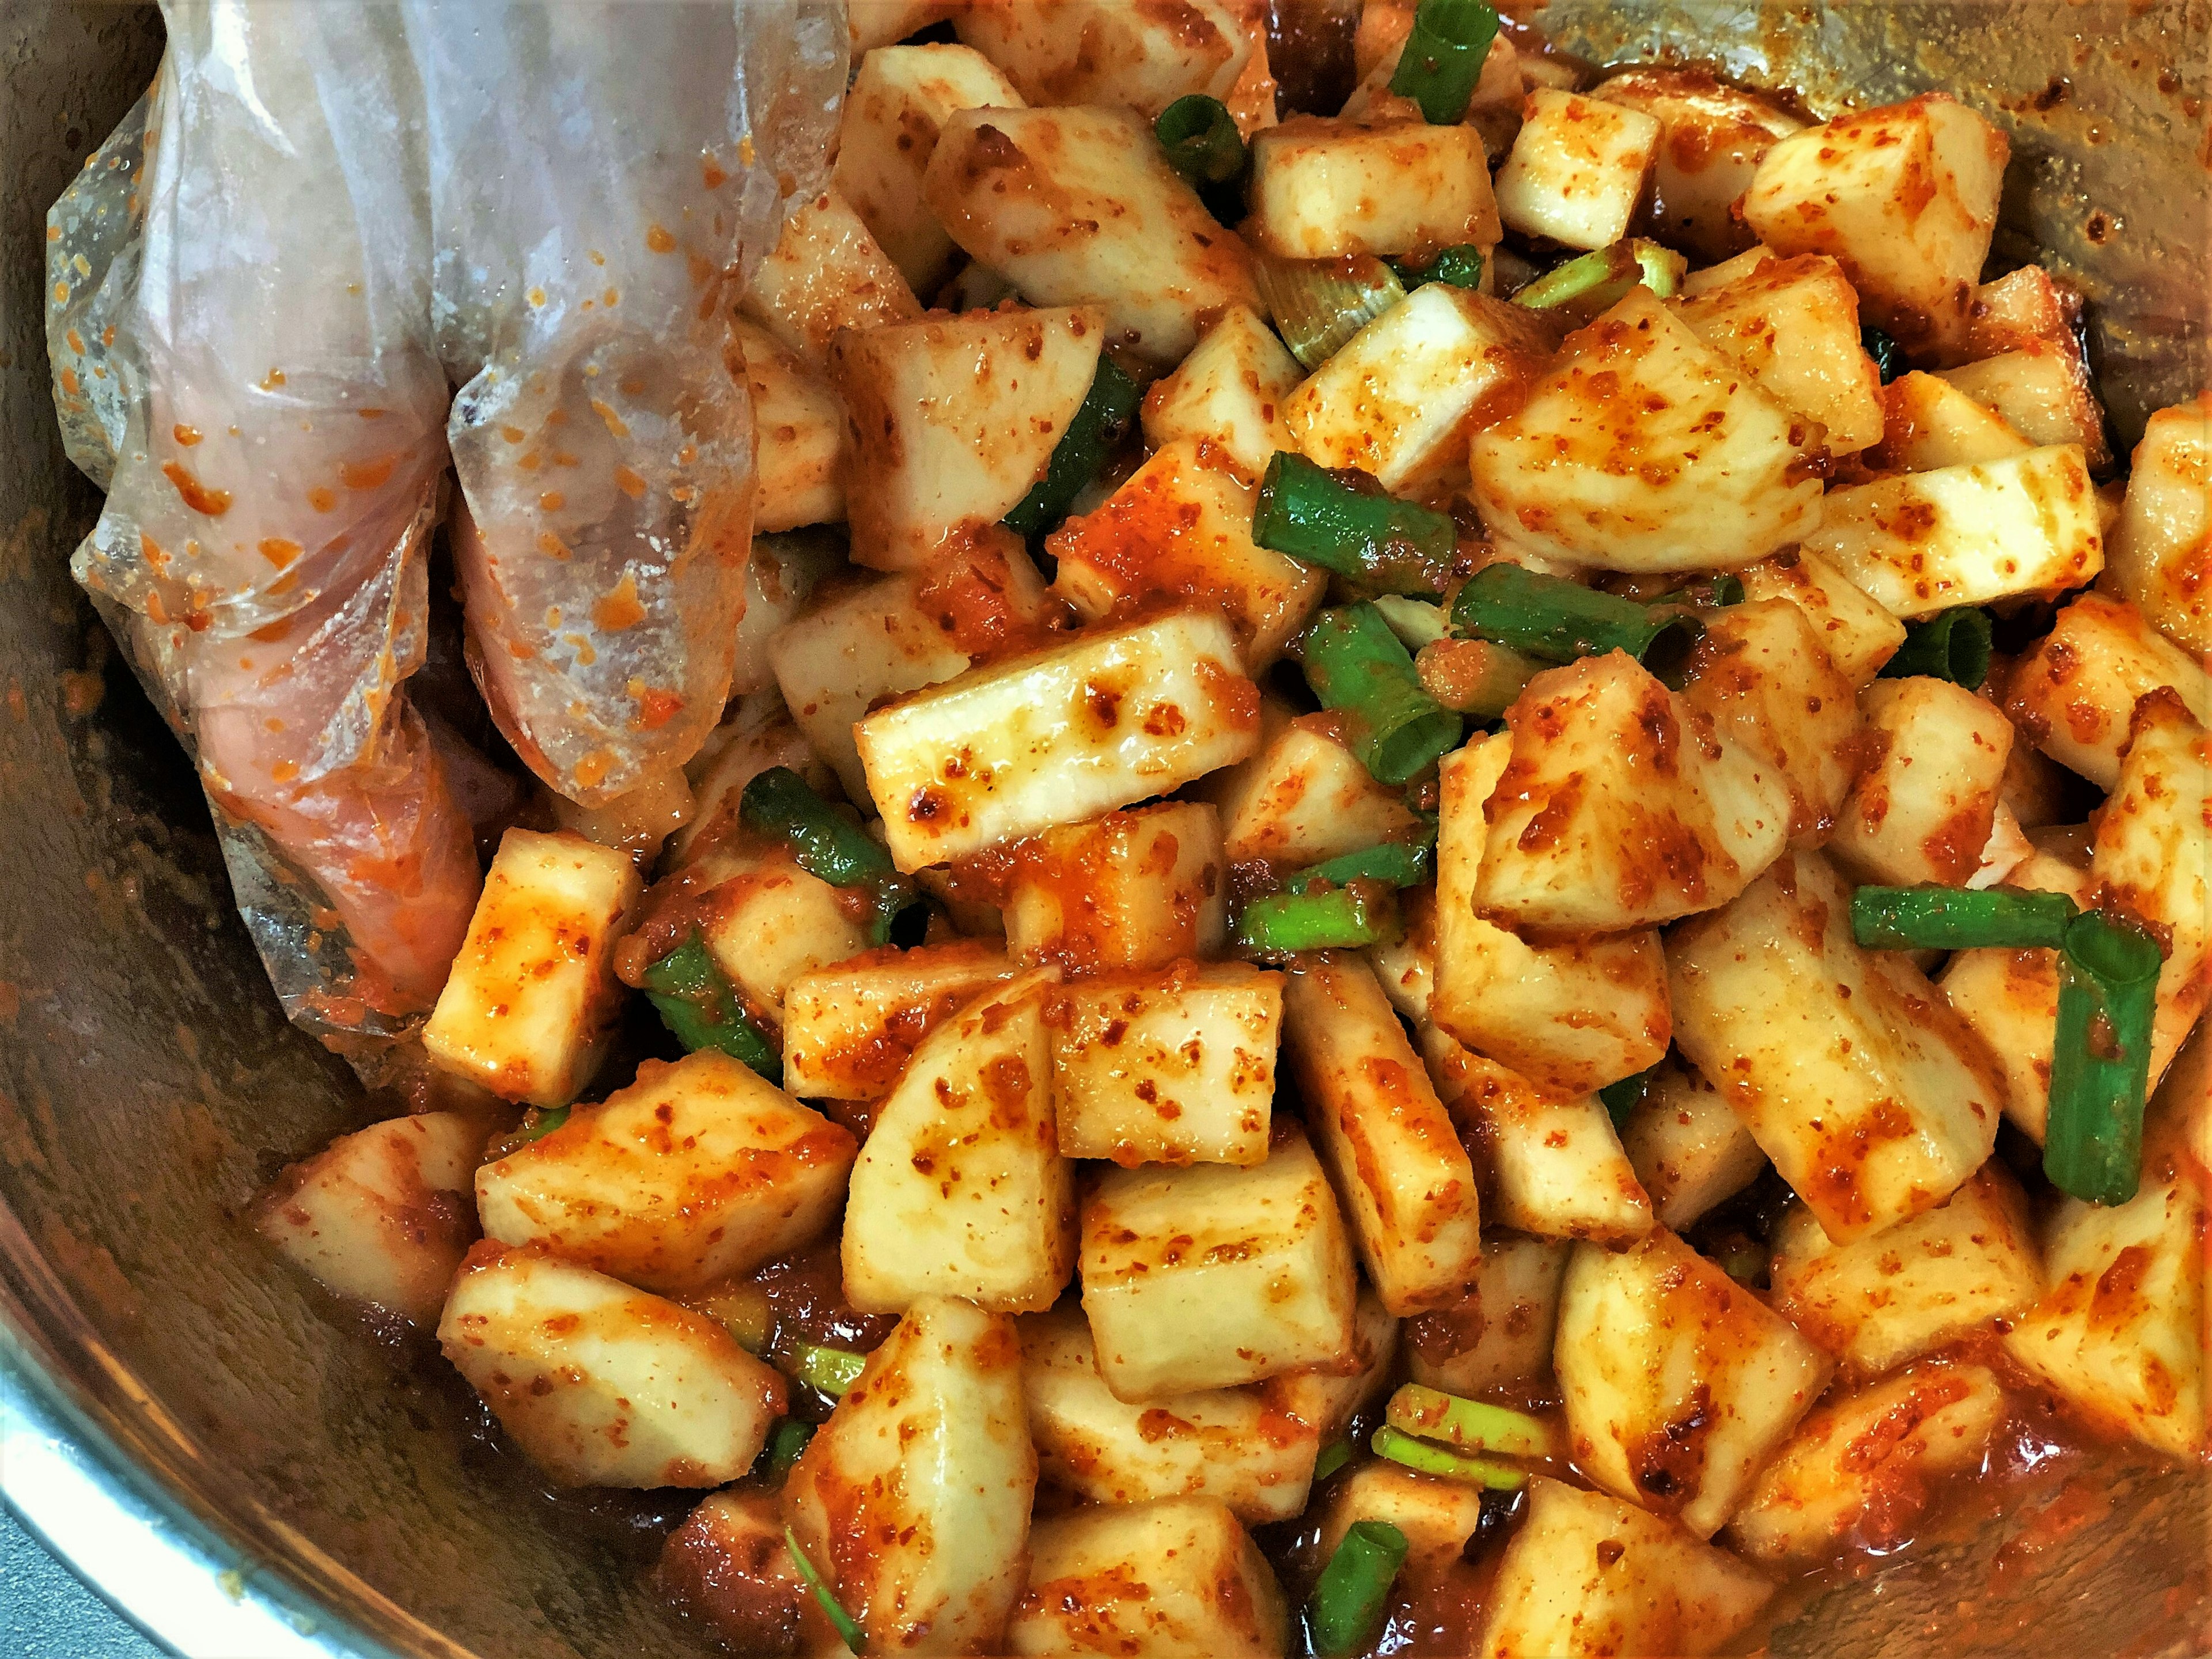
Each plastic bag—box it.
[47,0,844,1040]
[416,0,846,805]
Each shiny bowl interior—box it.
[1,3,2206,1656]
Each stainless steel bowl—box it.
[2,4,2206,1655]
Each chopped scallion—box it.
[1388,0,1502,124]
[1297,604,1465,785]
[1598,1065,1656,1129]
[1393,244,1486,291]
[1513,239,1685,324]
[791,1339,868,1399]
[1384,1384,1555,1458]
[784,1527,868,1654]
[1449,563,1703,687]
[1643,572,1743,611]
[1254,255,1407,370]
[1878,606,1993,690]
[1370,1424,1528,1488]
[1306,1520,1409,1658]
[1313,1437,1354,1483]
[1414,637,1540,719]
[1862,323,1905,383]
[641,935,782,1081]
[1003,355,1141,540]
[740,766,917,945]
[1850,884,2078,952]
[1252,452,1457,596]
[1234,885,1400,957]
[1372,594,1449,652]
[691,1284,772,1353]
[2044,908,2164,1206]
[1155,94,1245,185]
[1289,838,1434,892]
[764,1418,814,1479]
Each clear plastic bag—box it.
[47,1,844,1040]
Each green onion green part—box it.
[1254,255,1407,370]
[765,1418,815,1479]
[1450,563,1704,687]
[1598,1065,1656,1129]
[1513,246,1630,312]
[1003,354,1142,540]
[1878,606,1993,690]
[1298,604,1465,785]
[1155,94,1246,185]
[1862,323,1905,384]
[1385,1384,1556,1459]
[1513,239,1686,323]
[2044,908,2164,1207]
[1253,452,1457,596]
[1630,240,1689,299]
[701,1285,772,1353]
[1371,1424,1529,1489]
[1394,244,1486,291]
[1644,572,1743,611]
[1414,637,1540,719]
[740,766,918,945]
[642,935,782,1081]
[784,1527,868,1654]
[1313,1438,1354,1483]
[1290,837,1435,892]
[1307,1520,1410,1659]
[1388,0,1502,124]
[1234,885,1400,958]
[516,1104,570,1143]
[1372,594,1450,652]
[1850,884,2078,952]
[791,1339,868,1399]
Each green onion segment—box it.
[1235,885,1400,957]
[1372,594,1449,652]
[1647,571,1743,611]
[2044,909,2164,1206]
[1297,604,1465,785]
[1290,836,1436,893]
[1850,884,2078,952]
[1155,94,1246,185]
[1254,256,1407,370]
[702,1285,772,1353]
[1862,323,1905,383]
[1385,1385,1555,1458]
[764,1418,815,1479]
[1004,355,1142,540]
[1450,563,1703,687]
[1598,1065,1656,1129]
[1253,452,1457,596]
[1313,1437,1354,1483]
[641,935,782,1081]
[1879,607,1993,690]
[784,1527,868,1654]
[1394,244,1486,291]
[1414,635,1540,719]
[1513,239,1685,323]
[739,766,917,945]
[1307,1519,1410,1658]
[791,1339,868,1399]
[1371,1424,1529,1488]
[1389,0,1502,124]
